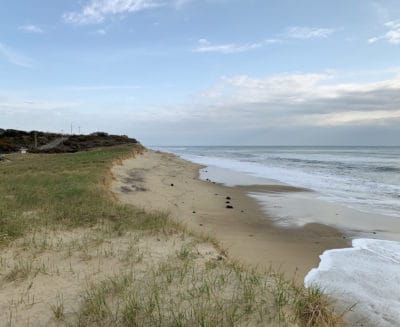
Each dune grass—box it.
[76,250,343,326]
[0,145,171,243]
[0,146,345,326]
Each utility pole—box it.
[78,126,81,134]
[70,123,73,135]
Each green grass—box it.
[77,248,343,327]
[50,293,65,321]
[0,145,172,243]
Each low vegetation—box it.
[0,145,158,243]
[0,128,138,154]
[0,145,345,326]
[0,129,60,153]
[77,252,343,326]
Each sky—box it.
[1,0,400,145]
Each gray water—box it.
[154,146,400,218]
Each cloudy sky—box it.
[1,0,400,145]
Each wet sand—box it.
[111,149,348,280]
[252,191,400,241]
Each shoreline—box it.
[161,148,400,326]
[166,150,400,241]
[111,149,349,280]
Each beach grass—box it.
[0,145,172,243]
[0,146,344,326]
[77,257,343,326]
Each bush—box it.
[0,140,18,153]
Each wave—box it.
[305,239,400,326]
[372,166,400,173]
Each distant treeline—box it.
[0,129,138,154]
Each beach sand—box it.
[111,149,348,280]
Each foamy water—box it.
[305,239,400,326]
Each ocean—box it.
[155,146,400,218]
[154,146,400,325]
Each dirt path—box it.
[38,137,69,151]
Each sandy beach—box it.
[112,149,348,280]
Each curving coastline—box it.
[111,149,348,280]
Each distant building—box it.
[20,148,28,154]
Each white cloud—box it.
[68,70,398,133]
[193,26,335,55]
[369,20,400,44]
[63,0,189,25]
[193,38,279,54]
[18,25,44,34]
[285,26,336,39]
[144,70,400,130]
[0,42,33,68]
[313,110,400,126]
[220,73,332,102]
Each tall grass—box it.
[77,248,344,326]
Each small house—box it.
[20,147,28,154]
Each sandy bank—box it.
[111,149,348,279]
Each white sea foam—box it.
[305,239,400,326]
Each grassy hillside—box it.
[0,145,148,241]
[0,146,345,326]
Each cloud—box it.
[146,70,400,130]
[63,0,189,25]
[192,38,279,54]
[369,20,400,44]
[285,26,336,39]
[313,110,400,126]
[2,70,400,145]
[193,26,335,55]
[51,71,397,136]
[18,25,44,34]
[0,42,33,68]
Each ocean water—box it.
[155,146,400,218]
[154,146,400,325]
[305,238,400,326]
